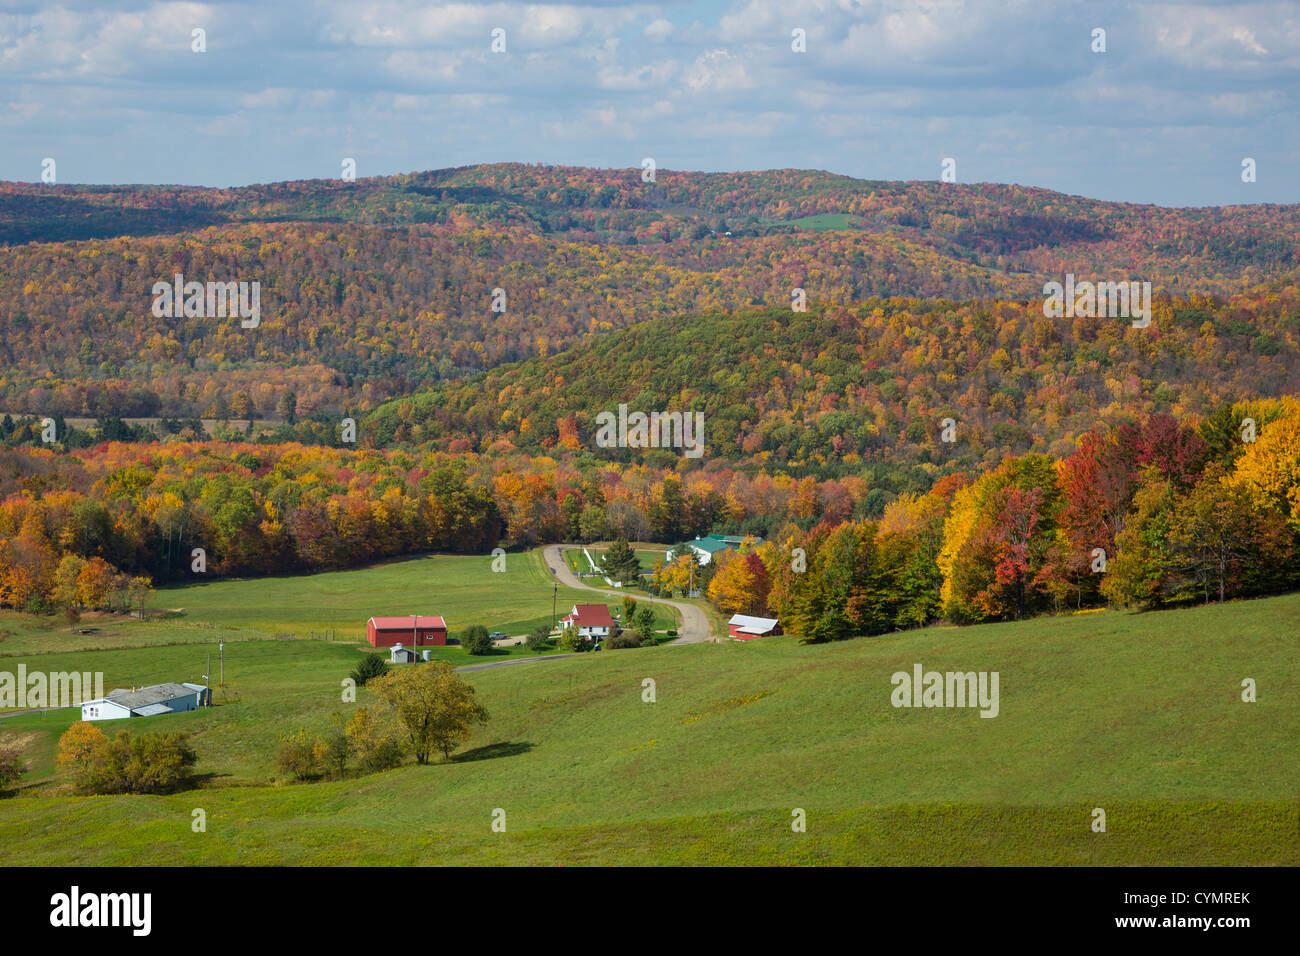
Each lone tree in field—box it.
[127,575,154,619]
[525,625,552,651]
[459,624,494,656]
[634,606,657,644]
[368,661,488,764]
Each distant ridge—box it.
[1,163,1297,420]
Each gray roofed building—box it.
[131,703,173,717]
[727,614,782,640]
[106,682,200,711]
[390,644,418,663]
[81,681,211,722]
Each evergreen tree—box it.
[601,537,642,586]
[349,653,390,687]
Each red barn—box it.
[366,615,448,648]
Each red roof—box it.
[368,616,446,630]
[566,604,614,627]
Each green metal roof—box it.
[689,538,732,553]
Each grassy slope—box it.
[0,587,1296,865]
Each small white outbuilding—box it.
[389,644,418,663]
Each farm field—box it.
[766,212,856,231]
[0,587,1295,866]
[0,548,606,657]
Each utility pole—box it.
[552,582,558,634]
[219,640,224,687]
[205,652,211,707]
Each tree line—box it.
[0,399,1295,634]
[682,401,1299,637]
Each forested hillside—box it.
[365,285,1300,473]
[7,166,1300,274]
[2,396,1296,627]
[3,164,1297,632]
[3,164,1299,420]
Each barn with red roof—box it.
[366,615,448,647]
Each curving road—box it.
[542,545,714,644]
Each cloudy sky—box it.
[1,0,1296,205]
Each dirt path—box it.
[542,545,714,644]
[456,653,578,672]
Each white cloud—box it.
[644,18,674,41]
[1143,2,1300,73]
[683,48,753,94]
[0,0,1293,204]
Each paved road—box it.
[542,545,714,644]
[0,707,60,720]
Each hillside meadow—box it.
[0,580,1294,865]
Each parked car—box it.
[489,631,509,640]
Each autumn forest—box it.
[1,164,1297,636]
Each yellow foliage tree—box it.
[367,661,488,764]
[56,721,108,772]
[706,550,757,614]
[1231,409,1300,530]
[937,481,981,610]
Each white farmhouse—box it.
[559,604,616,640]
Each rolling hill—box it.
[0,570,1295,866]
[364,288,1300,471]
[3,164,1299,421]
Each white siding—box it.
[81,699,133,721]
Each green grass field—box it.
[0,555,1295,866]
[0,549,604,657]
[564,544,667,574]
[765,212,856,231]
